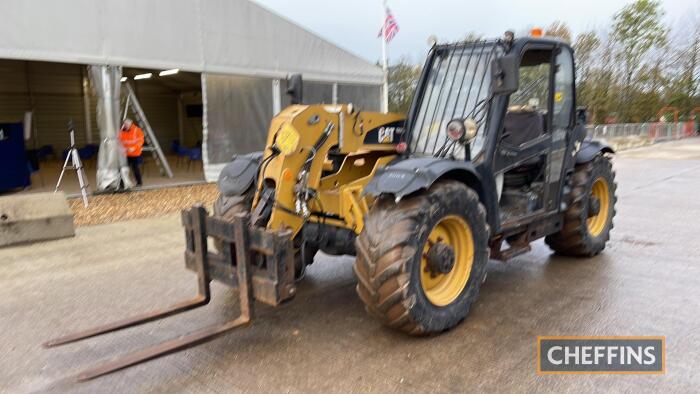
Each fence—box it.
[586,122,697,142]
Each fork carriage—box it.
[182,205,297,306]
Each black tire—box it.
[354,181,490,335]
[545,155,617,257]
[212,189,255,252]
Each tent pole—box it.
[82,67,93,145]
[272,79,281,115]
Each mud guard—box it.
[363,157,483,200]
[217,152,263,196]
[576,140,614,164]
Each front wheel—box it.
[213,189,317,279]
[353,181,490,335]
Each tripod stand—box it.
[55,121,89,207]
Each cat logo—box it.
[378,127,395,143]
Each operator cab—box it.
[401,32,577,235]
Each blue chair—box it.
[171,139,181,154]
[172,140,190,167]
[187,147,202,170]
[78,144,98,161]
[37,145,55,161]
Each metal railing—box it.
[586,122,697,142]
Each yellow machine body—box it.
[252,104,405,238]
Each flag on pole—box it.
[378,7,399,42]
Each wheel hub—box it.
[425,241,455,277]
[420,215,475,307]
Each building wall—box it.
[0,59,195,155]
[0,60,95,151]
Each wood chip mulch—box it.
[69,183,219,227]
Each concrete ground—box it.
[2,138,700,393]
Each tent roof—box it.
[0,0,383,84]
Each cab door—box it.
[493,44,574,226]
[494,45,554,226]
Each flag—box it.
[378,8,399,42]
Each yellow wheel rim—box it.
[420,215,474,307]
[587,177,610,237]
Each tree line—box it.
[388,0,700,124]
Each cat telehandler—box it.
[46,31,616,380]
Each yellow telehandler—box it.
[46,33,617,381]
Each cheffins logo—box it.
[537,336,665,374]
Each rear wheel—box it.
[354,181,489,335]
[545,155,617,256]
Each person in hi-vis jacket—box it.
[119,118,145,186]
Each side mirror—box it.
[576,106,588,125]
[491,54,519,96]
[286,74,303,105]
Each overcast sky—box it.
[255,0,698,64]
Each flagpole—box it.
[380,0,389,113]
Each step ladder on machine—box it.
[122,82,173,179]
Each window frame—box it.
[551,46,576,130]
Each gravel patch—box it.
[69,183,219,227]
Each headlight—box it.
[446,118,478,143]
[463,118,478,141]
[446,119,466,141]
[276,123,300,155]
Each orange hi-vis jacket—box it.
[119,124,145,157]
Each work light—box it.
[447,118,478,143]
[446,119,466,142]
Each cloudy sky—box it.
[255,0,698,64]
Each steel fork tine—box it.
[74,315,251,382]
[43,295,209,348]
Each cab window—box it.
[502,49,552,146]
[552,48,574,129]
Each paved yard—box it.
[1,138,700,393]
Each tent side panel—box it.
[203,73,273,170]
[337,84,382,112]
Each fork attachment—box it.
[43,204,296,381]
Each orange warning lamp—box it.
[531,28,544,38]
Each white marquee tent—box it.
[0,0,383,182]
